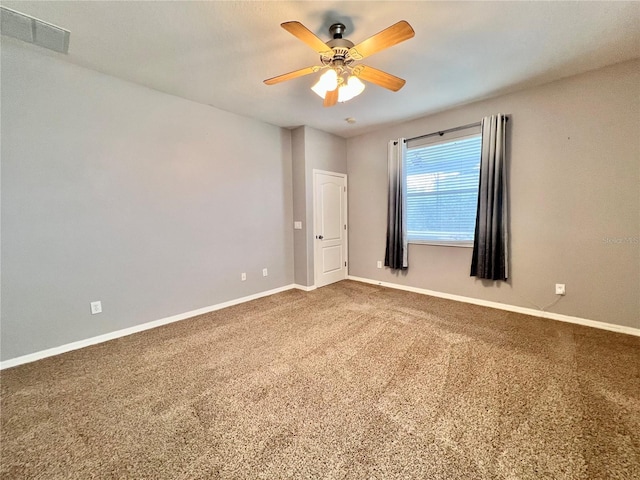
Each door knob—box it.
[318,235,324,240]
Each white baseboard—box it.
[347,275,640,337]
[4,278,636,370]
[0,284,297,370]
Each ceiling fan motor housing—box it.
[324,23,354,67]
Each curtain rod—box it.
[394,117,509,145]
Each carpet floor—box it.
[1,280,639,479]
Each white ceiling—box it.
[3,1,639,138]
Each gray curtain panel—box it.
[385,138,408,270]
[471,114,509,280]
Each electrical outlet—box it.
[262,268,268,277]
[377,260,382,269]
[90,301,102,314]
[555,284,566,295]
[241,272,246,281]
[294,221,302,230]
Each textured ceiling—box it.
[2,1,639,138]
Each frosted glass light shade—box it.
[338,76,365,102]
[311,69,338,98]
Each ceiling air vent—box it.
[0,6,70,54]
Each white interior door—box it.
[313,170,347,288]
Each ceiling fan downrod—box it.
[329,23,346,39]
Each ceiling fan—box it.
[264,20,415,107]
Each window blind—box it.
[406,135,482,244]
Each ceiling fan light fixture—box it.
[266,20,414,106]
[311,68,338,98]
[338,75,365,103]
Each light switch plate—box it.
[294,221,302,230]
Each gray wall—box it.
[347,59,640,329]
[291,127,308,286]
[1,41,294,361]
[3,40,636,363]
[291,126,347,286]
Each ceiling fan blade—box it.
[353,65,406,92]
[348,21,415,60]
[281,21,333,55]
[264,66,321,85]
[323,87,339,107]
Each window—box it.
[406,133,482,246]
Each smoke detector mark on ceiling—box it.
[0,6,70,54]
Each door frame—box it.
[312,169,348,288]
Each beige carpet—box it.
[1,280,639,479]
